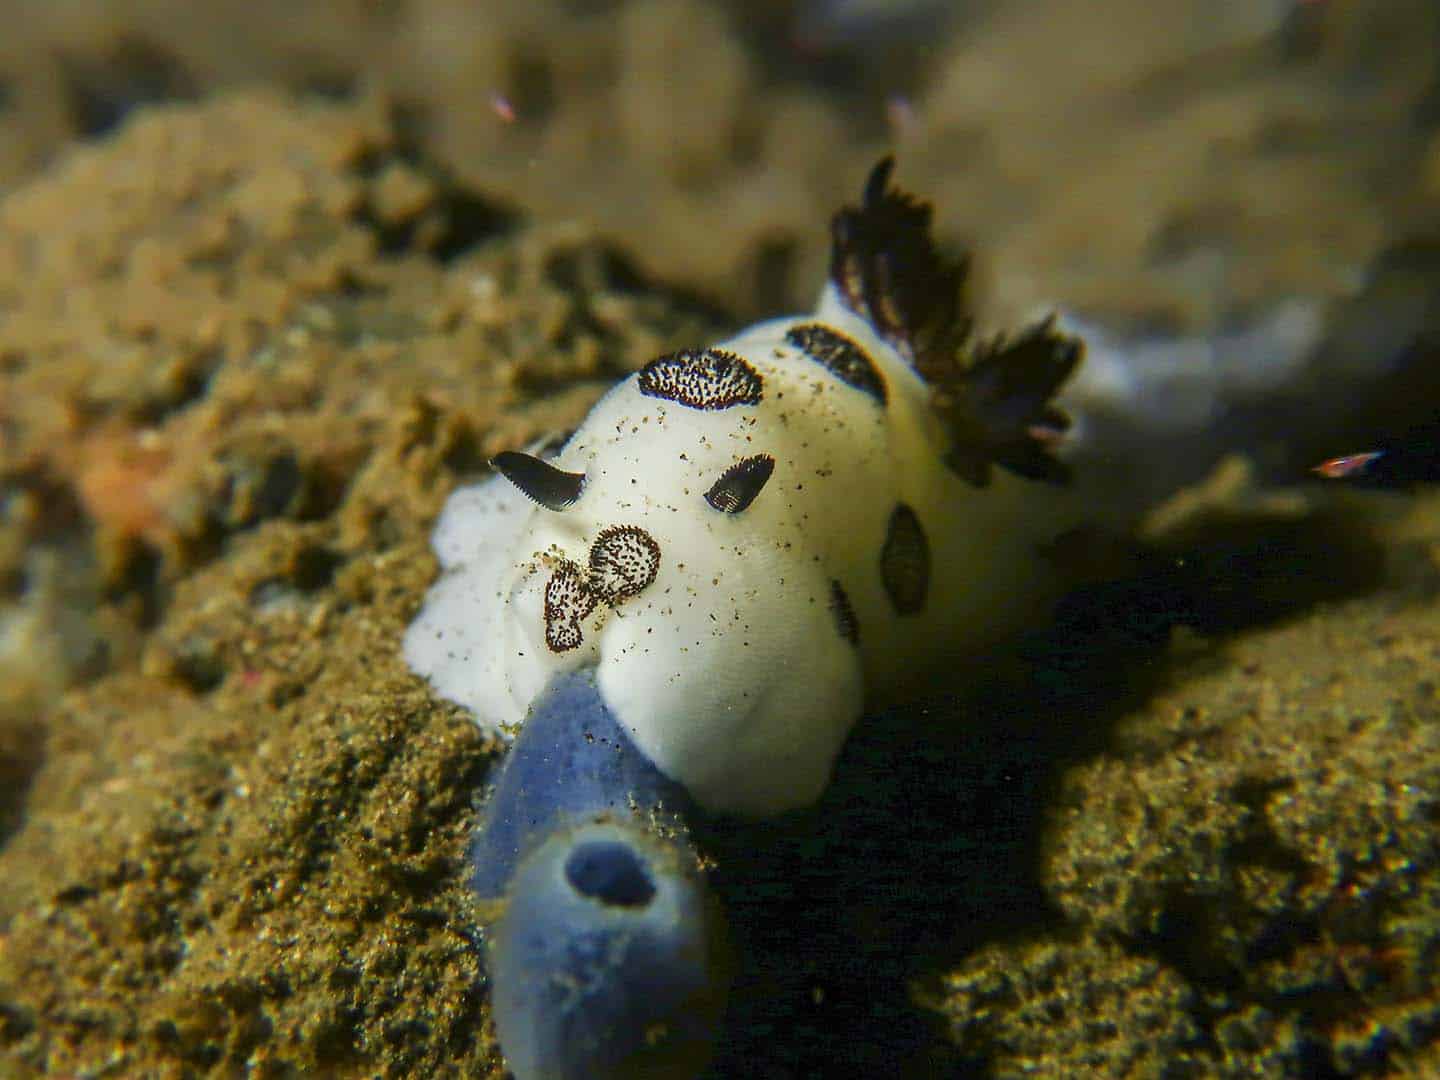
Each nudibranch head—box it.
[405,158,1084,817]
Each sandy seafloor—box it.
[1,2,1440,1076]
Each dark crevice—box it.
[355,172,520,263]
[543,244,645,294]
[216,449,304,527]
[751,234,797,314]
[53,882,99,905]
[1144,891,1253,994]
[292,67,359,103]
[439,426,487,477]
[0,718,45,853]
[0,563,21,602]
[505,49,557,128]
[126,351,221,427]
[7,469,90,546]
[385,99,433,162]
[295,461,352,524]
[0,1001,35,1046]
[247,543,345,618]
[330,266,387,298]
[103,539,166,630]
[292,545,344,593]
[544,241,735,326]
[250,452,303,521]
[424,187,521,263]
[58,37,196,138]
[347,101,522,264]
[169,638,226,695]
[308,1006,364,1068]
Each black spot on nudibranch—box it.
[492,450,585,511]
[637,348,764,410]
[880,503,929,615]
[589,525,662,603]
[829,579,860,645]
[705,454,776,514]
[544,562,598,652]
[785,324,887,404]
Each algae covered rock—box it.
[0,91,720,1077]
[928,542,1440,1076]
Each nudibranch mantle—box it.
[406,159,1086,817]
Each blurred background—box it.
[3,0,1437,324]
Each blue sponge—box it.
[488,820,729,1079]
[469,666,701,900]
[471,666,730,1079]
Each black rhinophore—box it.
[705,454,777,514]
[492,450,587,510]
[829,157,1081,488]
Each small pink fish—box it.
[489,92,517,125]
[1312,450,1385,480]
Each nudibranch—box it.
[406,158,1091,817]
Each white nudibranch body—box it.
[406,159,1092,816]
